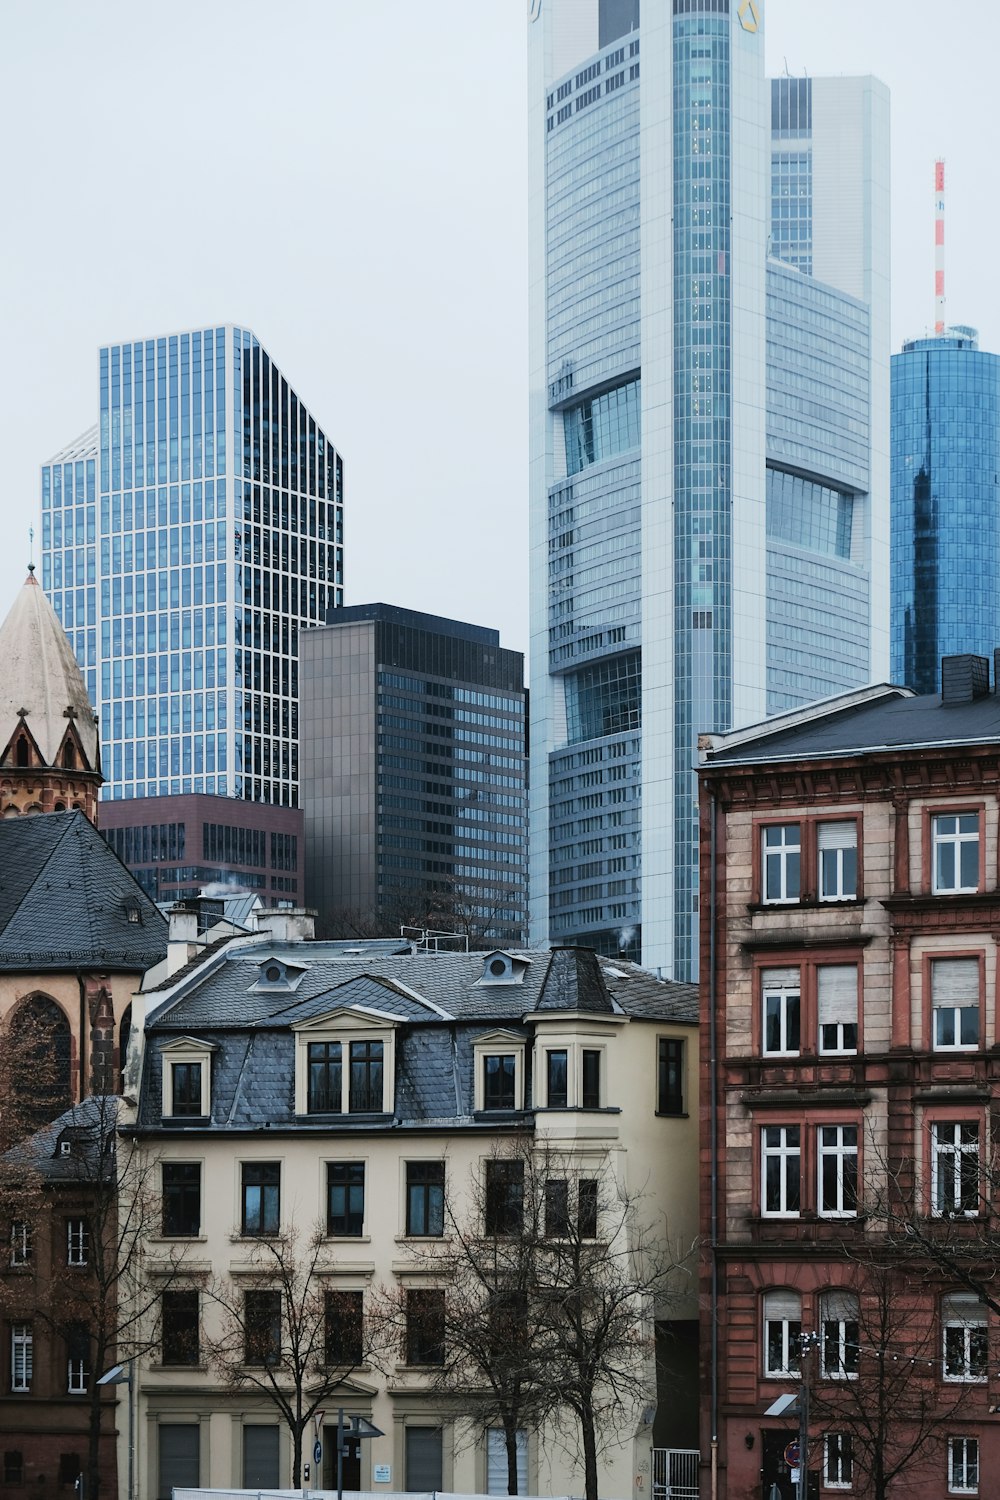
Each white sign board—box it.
[373,1466,391,1484]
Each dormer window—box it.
[161,1039,214,1120]
[473,1032,526,1112]
[252,958,308,993]
[294,1011,395,1117]
[476,951,530,986]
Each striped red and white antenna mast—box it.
[934,158,946,334]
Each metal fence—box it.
[651,1449,700,1500]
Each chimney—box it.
[941,654,990,704]
[166,901,200,974]
[254,908,317,944]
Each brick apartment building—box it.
[699,655,1000,1500]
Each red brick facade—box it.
[700,702,1000,1500]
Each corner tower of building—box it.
[0,569,102,819]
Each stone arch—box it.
[62,740,76,769]
[7,993,73,1124]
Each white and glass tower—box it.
[41,325,344,809]
[528,2,888,978]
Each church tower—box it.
[0,567,102,819]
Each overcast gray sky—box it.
[1,0,995,666]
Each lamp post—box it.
[97,1361,134,1500]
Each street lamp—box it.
[763,1330,820,1500]
[97,1360,134,1500]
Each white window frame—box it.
[943,1296,988,1383]
[161,1038,214,1119]
[818,821,858,903]
[817,1126,858,1219]
[473,1031,526,1112]
[67,1349,88,1394]
[763,1292,801,1377]
[761,1126,801,1218]
[932,1123,980,1217]
[9,1221,30,1267]
[824,1433,853,1490]
[762,823,801,905]
[820,1293,860,1379]
[932,813,980,895]
[931,959,980,1053]
[948,1436,979,1493]
[817,964,859,1056]
[762,982,801,1058]
[67,1217,89,1267]
[11,1325,32,1393]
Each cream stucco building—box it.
[122,918,699,1500]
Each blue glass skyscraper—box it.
[528,3,889,978]
[891,327,1000,694]
[41,325,344,809]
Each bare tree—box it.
[370,1144,553,1495]
[374,1142,689,1500]
[200,1222,376,1486]
[804,1253,968,1500]
[2,1095,184,1500]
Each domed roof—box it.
[0,571,99,769]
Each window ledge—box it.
[655,1110,689,1119]
[146,1234,208,1244]
[748,898,865,913]
[395,1235,451,1244]
[149,1363,209,1374]
[323,1234,372,1244]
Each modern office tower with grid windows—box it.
[40,325,343,903]
[528,0,889,978]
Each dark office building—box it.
[300,604,527,944]
[98,793,302,906]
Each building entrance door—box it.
[322,1427,361,1491]
[760,1430,817,1500]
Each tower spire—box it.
[935,158,946,334]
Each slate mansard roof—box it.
[698,679,1000,769]
[0,811,167,971]
[137,942,697,1133]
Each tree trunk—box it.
[580,1400,600,1500]
[292,1428,303,1489]
[504,1416,520,1495]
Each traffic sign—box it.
[784,1440,801,1468]
[313,1441,322,1467]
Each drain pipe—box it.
[708,785,720,1500]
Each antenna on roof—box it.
[28,526,34,573]
[934,158,946,334]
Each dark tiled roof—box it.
[139,943,696,1133]
[702,683,1000,767]
[4,1096,119,1181]
[537,948,614,1012]
[0,812,167,971]
[598,959,699,1024]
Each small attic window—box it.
[16,738,29,768]
[124,900,142,925]
[252,958,307,992]
[62,742,76,769]
[477,951,529,986]
[59,1141,72,1158]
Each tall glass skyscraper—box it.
[891,328,1000,694]
[41,325,344,810]
[528,2,889,977]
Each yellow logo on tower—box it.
[738,0,760,32]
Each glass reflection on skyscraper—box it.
[891,328,1000,695]
[41,325,344,807]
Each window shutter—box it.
[764,1290,801,1321]
[943,1293,985,1325]
[821,1290,859,1323]
[817,966,858,1026]
[932,959,980,1006]
[761,967,800,992]
[242,1427,280,1489]
[817,820,857,851]
[158,1424,200,1498]
[487,1429,528,1495]
[405,1428,443,1492]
